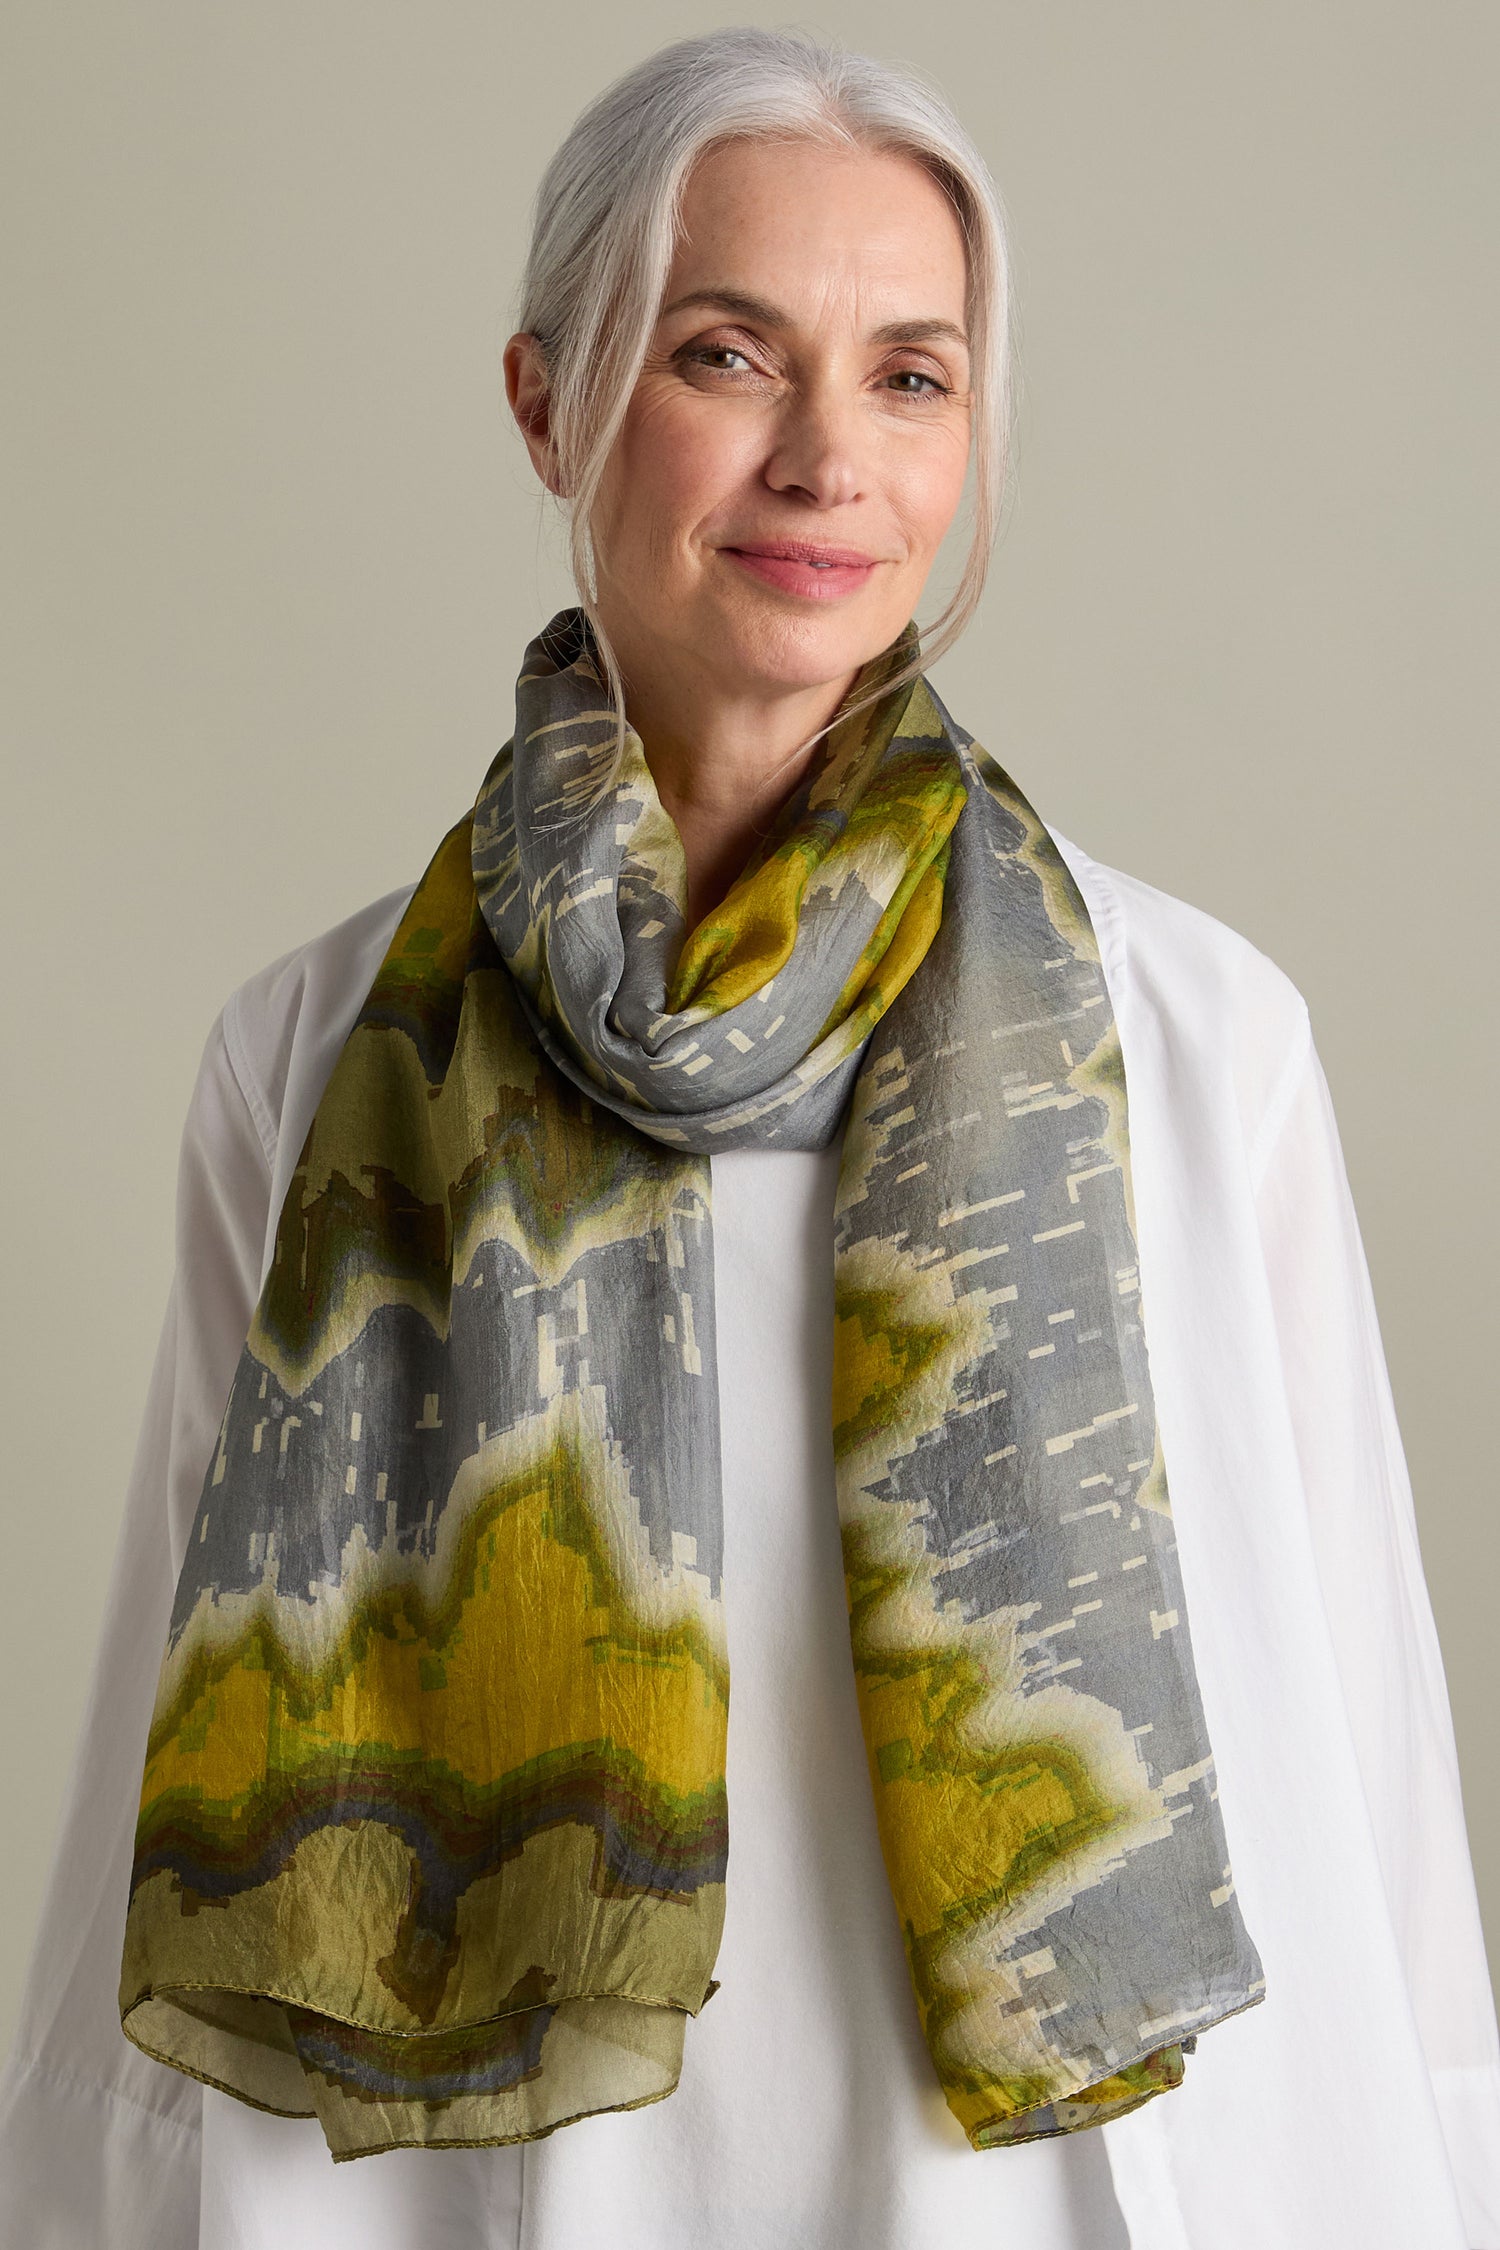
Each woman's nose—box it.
[762,382,867,510]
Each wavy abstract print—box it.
[121,612,1264,2161]
[829,761,1266,2145]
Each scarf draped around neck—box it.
[120,609,1265,2162]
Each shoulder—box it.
[215,879,416,1164]
[1051,830,1314,1177]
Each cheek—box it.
[605,390,762,567]
[887,430,972,566]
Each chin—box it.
[706,593,906,699]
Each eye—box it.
[883,367,950,399]
[682,343,757,375]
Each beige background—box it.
[2,0,1496,2063]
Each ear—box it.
[503,333,568,498]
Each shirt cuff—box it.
[0,2052,200,2250]
[1433,2065,1500,2248]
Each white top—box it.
[2,833,1498,2250]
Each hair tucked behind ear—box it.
[515,25,1017,801]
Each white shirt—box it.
[2,834,1497,2250]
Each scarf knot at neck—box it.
[471,609,966,1153]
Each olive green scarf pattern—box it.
[119,610,1264,2162]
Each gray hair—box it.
[516,25,1016,768]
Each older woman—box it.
[1,27,1496,2250]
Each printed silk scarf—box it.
[120,609,1265,2163]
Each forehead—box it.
[667,136,970,325]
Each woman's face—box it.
[585,136,974,707]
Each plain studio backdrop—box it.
[1,0,1496,2063]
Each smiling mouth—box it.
[720,542,881,599]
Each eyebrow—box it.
[660,288,969,350]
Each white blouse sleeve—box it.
[0,1007,276,2250]
[1253,1029,1500,2245]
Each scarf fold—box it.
[119,609,1264,2163]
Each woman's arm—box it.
[0,1006,275,2250]
[1254,1034,1500,2246]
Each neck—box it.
[611,648,860,931]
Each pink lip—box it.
[720,539,880,600]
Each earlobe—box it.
[503,332,569,498]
